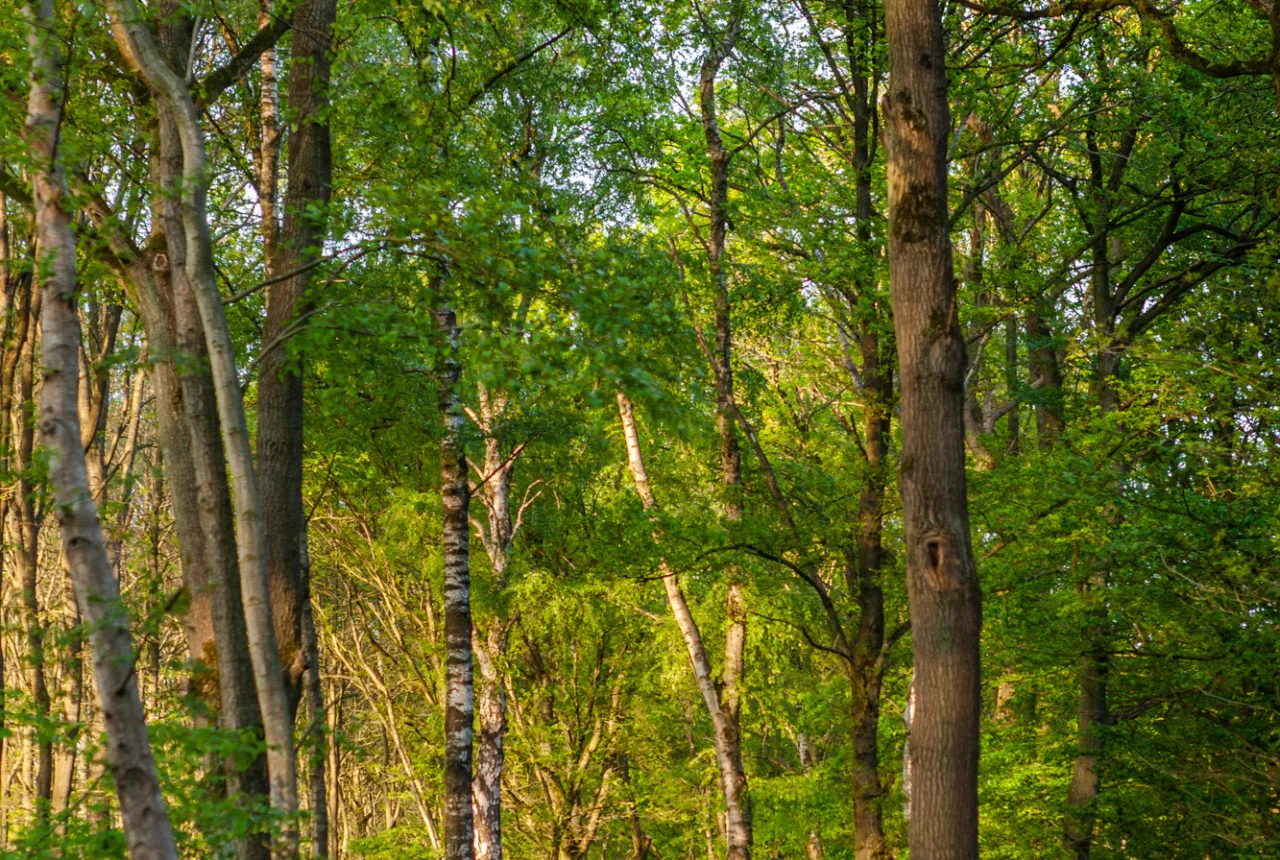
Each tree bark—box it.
[616,393,750,860]
[850,331,891,860]
[257,0,338,712]
[87,9,270,851]
[23,2,179,853]
[882,0,983,853]
[301,526,329,859]
[437,305,475,860]
[469,385,510,860]
[51,570,82,816]
[1025,308,1064,447]
[106,3,299,852]
[696,11,751,857]
[7,266,50,817]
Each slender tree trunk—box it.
[301,526,329,859]
[696,11,751,856]
[850,329,891,860]
[472,622,506,860]
[882,0,983,852]
[437,305,475,860]
[9,273,50,817]
[51,571,82,816]
[469,383,520,860]
[616,393,750,860]
[23,4,179,853]
[1062,127,1121,857]
[107,5,299,853]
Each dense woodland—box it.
[0,0,1277,857]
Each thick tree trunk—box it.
[91,10,270,851]
[257,0,338,712]
[882,0,983,853]
[107,5,299,852]
[23,4,179,854]
[437,306,475,860]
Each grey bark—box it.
[616,393,750,860]
[105,3,299,852]
[437,305,475,860]
[23,2,179,853]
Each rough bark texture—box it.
[83,9,271,851]
[106,2,299,851]
[438,306,475,860]
[882,0,983,853]
[23,3,179,854]
[257,0,338,711]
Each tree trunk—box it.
[849,322,892,860]
[616,393,750,860]
[23,3,179,853]
[8,270,50,817]
[472,623,506,860]
[437,305,475,860]
[470,383,521,860]
[301,527,329,859]
[51,571,82,816]
[1025,309,1064,447]
[94,9,270,851]
[696,11,751,856]
[882,0,983,852]
[257,0,338,713]
[106,4,299,852]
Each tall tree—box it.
[105,1,299,852]
[22,0,178,854]
[882,0,983,855]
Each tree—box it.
[883,0,983,855]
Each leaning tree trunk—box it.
[106,3,299,853]
[23,2,179,854]
[616,393,751,860]
[437,305,475,860]
[882,0,983,854]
